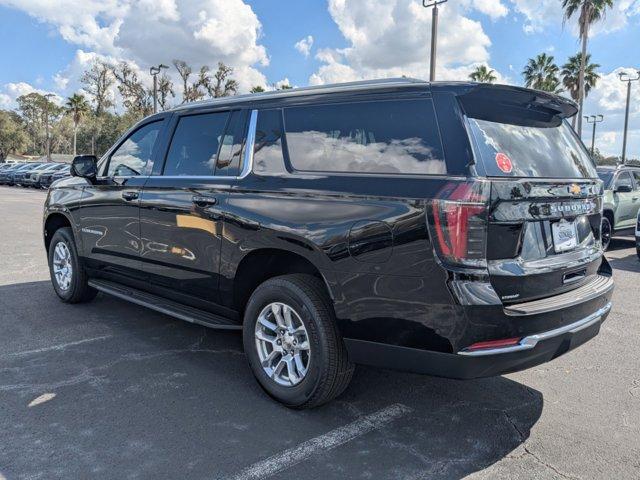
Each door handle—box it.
[122,191,139,201]
[192,195,218,207]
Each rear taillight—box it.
[463,337,522,352]
[428,181,489,268]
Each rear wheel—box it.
[601,216,612,251]
[243,274,354,409]
[48,227,97,303]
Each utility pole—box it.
[619,70,640,164]
[423,0,448,82]
[584,114,604,157]
[44,93,55,162]
[150,64,169,113]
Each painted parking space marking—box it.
[225,403,412,480]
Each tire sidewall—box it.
[243,279,329,407]
[48,228,82,302]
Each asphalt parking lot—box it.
[0,186,639,480]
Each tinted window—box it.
[164,112,229,176]
[614,171,633,190]
[107,122,162,177]
[468,118,597,178]
[632,170,640,189]
[216,110,247,177]
[283,100,446,175]
[253,109,287,175]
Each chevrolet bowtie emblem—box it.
[569,184,582,195]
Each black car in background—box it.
[41,165,71,188]
[0,163,25,183]
[43,79,613,408]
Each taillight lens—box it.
[428,181,489,268]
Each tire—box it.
[243,274,355,409]
[48,227,97,303]
[601,216,612,251]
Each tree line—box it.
[0,59,289,162]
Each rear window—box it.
[283,99,446,175]
[597,170,613,188]
[467,118,597,178]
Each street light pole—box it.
[619,70,640,164]
[44,93,55,162]
[584,114,604,156]
[423,0,448,82]
[150,64,169,113]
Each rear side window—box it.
[631,170,640,189]
[164,112,229,176]
[467,118,597,178]
[216,110,247,177]
[253,109,287,175]
[283,100,446,175]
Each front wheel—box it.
[48,227,97,303]
[243,274,354,409]
[601,216,612,251]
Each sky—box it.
[0,0,639,158]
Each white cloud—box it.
[310,0,499,85]
[0,0,268,94]
[582,67,640,158]
[466,0,509,20]
[0,82,63,109]
[509,0,640,36]
[294,35,314,58]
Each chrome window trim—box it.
[458,302,611,356]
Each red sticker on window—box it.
[495,153,513,173]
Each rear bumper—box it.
[344,273,613,379]
[345,302,610,379]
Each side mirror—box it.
[71,155,98,180]
[614,184,633,193]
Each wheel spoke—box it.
[293,352,306,376]
[257,314,277,333]
[271,304,287,329]
[261,349,279,368]
[284,355,299,384]
[282,305,294,330]
[255,330,276,344]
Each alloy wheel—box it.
[254,302,311,386]
[52,241,73,291]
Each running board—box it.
[88,279,241,330]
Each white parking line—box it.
[225,403,412,480]
[4,335,112,358]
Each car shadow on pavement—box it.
[0,280,542,480]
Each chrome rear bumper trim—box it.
[458,302,611,357]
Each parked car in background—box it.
[47,165,71,186]
[41,165,70,188]
[13,163,47,186]
[44,79,612,408]
[0,163,25,184]
[25,163,67,188]
[20,163,55,187]
[6,163,42,186]
[597,165,640,250]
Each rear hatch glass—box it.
[467,118,597,179]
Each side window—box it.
[632,170,640,189]
[163,112,229,176]
[253,109,287,175]
[216,110,247,177]
[283,99,446,175]
[107,121,162,177]
[615,171,633,190]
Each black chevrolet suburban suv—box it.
[44,79,613,408]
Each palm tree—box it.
[522,53,562,93]
[65,93,90,156]
[469,65,497,83]
[562,0,614,136]
[561,53,601,127]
